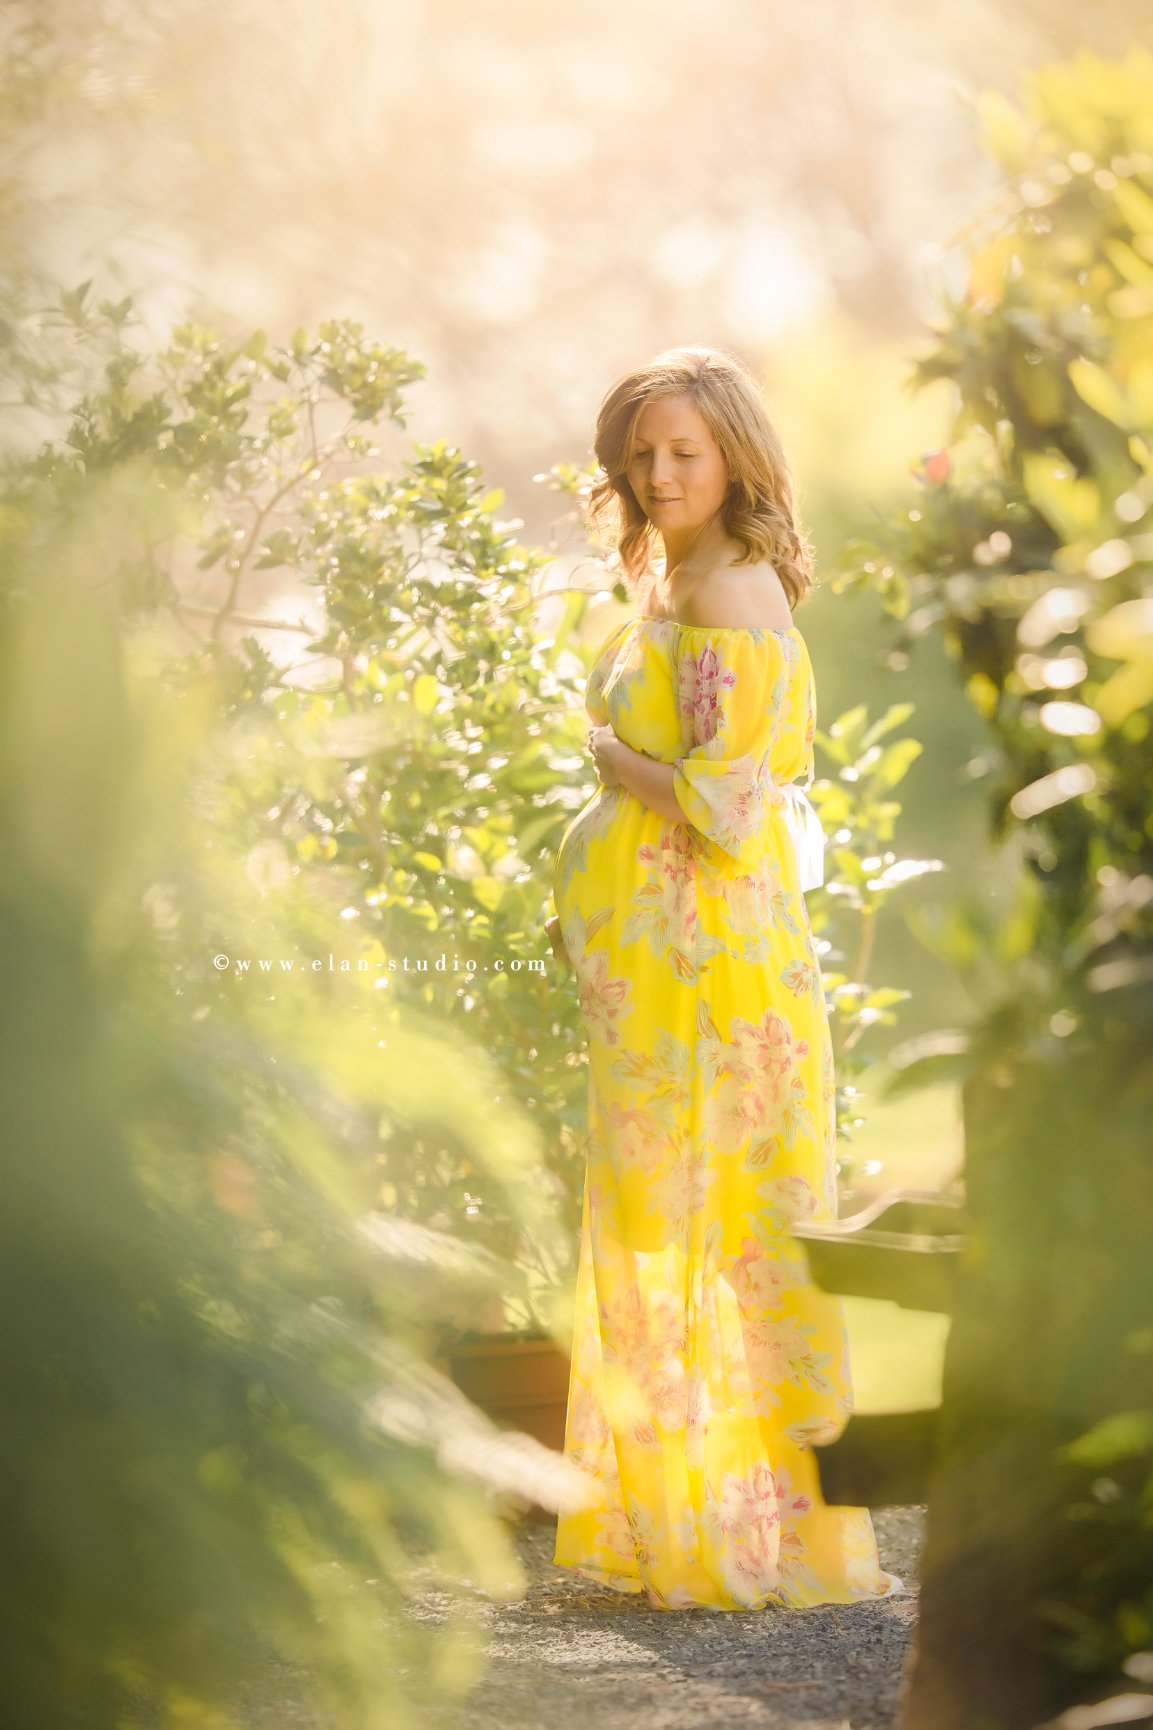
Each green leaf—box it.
[412,673,440,716]
[875,737,923,789]
[1059,1409,1153,1468]
[860,702,917,751]
[814,726,851,767]
[1022,452,1102,541]
[862,987,912,1010]
[473,876,505,912]
[1114,177,1153,236]
[58,278,93,321]
[829,704,869,746]
[1068,357,1129,428]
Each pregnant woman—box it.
[548,346,905,1612]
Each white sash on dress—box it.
[776,780,826,891]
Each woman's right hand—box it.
[588,724,624,788]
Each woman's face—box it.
[624,392,730,536]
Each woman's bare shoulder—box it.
[679,561,794,630]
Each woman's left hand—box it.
[588,724,624,787]
[544,913,572,971]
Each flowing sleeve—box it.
[779,658,826,889]
[802,655,817,784]
[670,628,784,871]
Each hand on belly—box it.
[587,723,624,787]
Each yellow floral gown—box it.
[550,612,906,1612]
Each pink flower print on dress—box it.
[678,640,738,747]
[605,1100,667,1176]
[730,1236,793,1313]
[576,949,633,1047]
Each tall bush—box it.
[835,45,1153,1728]
[14,296,596,1314]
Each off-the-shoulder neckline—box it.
[629,614,800,636]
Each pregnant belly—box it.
[555,784,631,917]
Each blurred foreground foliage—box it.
[0,305,600,1729]
[833,45,1153,1728]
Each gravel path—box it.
[409,1506,924,1730]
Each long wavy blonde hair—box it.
[584,345,816,611]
